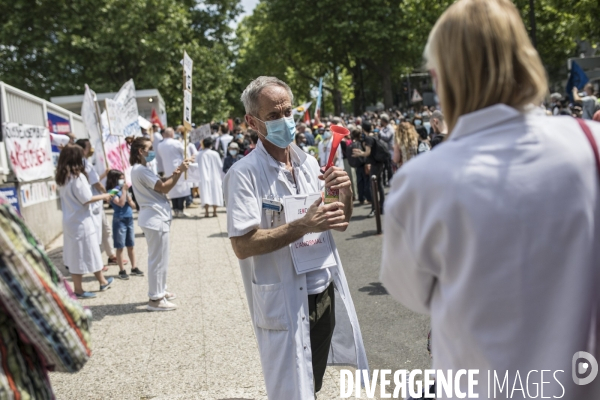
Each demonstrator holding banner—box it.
[223,76,368,400]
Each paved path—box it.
[47,204,380,400]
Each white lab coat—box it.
[381,105,600,398]
[156,138,190,199]
[223,141,369,400]
[196,149,224,207]
[187,142,199,188]
[317,138,343,168]
[84,158,103,246]
[59,174,103,275]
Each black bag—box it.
[346,141,366,168]
[371,137,391,163]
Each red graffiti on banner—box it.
[9,140,49,170]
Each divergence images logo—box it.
[572,351,598,385]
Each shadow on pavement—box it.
[86,302,150,321]
[358,282,388,296]
[208,232,228,238]
[346,230,378,240]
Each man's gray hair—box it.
[432,110,444,123]
[240,76,294,117]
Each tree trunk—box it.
[333,89,343,116]
[351,63,365,116]
[381,60,393,110]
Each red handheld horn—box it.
[325,125,350,170]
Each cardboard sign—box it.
[183,90,192,130]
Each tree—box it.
[0,0,240,124]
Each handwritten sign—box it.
[113,79,140,137]
[189,123,211,144]
[283,193,337,275]
[105,98,124,136]
[2,123,53,182]
[183,51,193,92]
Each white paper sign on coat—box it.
[2,123,54,182]
[283,193,337,275]
[113,79,140,137]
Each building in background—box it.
[51,88,167,128]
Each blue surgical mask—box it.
[145,151,156,162]
[229,149,238,157]
[414,119,422,126]
[118,179,125,186]
[323,131,332,139]
[255,115,296,148]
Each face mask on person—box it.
[118,179,125,186]
[414,119,422,126]
[236,134,244,141]
[145,150,156,162]
[229,150,238,157]
[254,115,296,148]
[323,130,332,139]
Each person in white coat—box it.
[380,0,600,398]
[129,137,190,311]
[56,145,114,299]
[156,127,192,218]
[317,128,343,169]
[196,137,224,217]
[223,76,368,400]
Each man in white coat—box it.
[156,127,192,218]
[223,76,368,400]
[196,137,224,218]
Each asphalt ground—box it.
[331,194,432,375]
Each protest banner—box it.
[47,112,70,167]
[2,123,53,182]
[81,84,108,168]
[189,123,211,144]
[113,79,140,137]
[105,98,124,136]
[19,180,59,208]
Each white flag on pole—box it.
[81,85,102,144]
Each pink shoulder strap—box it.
[577,118,600,178]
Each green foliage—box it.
[0,0,239,124]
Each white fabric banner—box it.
[113,79,140,137]
[105,98,124,136]
[81,85,102,144]
[2,123,54,182]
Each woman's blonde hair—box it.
[424,0,548,133]
[395,122,419,161]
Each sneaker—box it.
[173,210,180,218]
[146,298,177,311]
[117,270,129,280]
[187,203,199,209]
[99,277,114,291]
[107,257,128,266]
[164,291,177,301]
[75,291,97,299]
[130,267,144,276]
[180,211,191,218]
[367,210,375,218]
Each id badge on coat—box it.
[282,193,336,275]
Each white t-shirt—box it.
[582,95,598,120]
[130,164,172,231]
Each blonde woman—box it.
[381,0,600,398]
[392,122,419,167]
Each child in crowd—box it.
[105,170,144,280]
